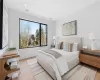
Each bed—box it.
[37,36,82,80]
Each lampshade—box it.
[88,33,96,40]
[53,36,56,39]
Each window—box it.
[19,19,47,49]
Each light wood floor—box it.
[95,70,100,80]
[13,58,100,80]
[13,59,36,80]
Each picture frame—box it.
[62,20,77,36]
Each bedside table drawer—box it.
[80,53,100,68]
[80,53,100,63]
[80,58,100,68]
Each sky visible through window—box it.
[20,20,39,35]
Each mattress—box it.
[67,58,79,70]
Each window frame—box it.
[19,18,48,49]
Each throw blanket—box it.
[42,49,61,58]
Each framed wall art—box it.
[62,20,77,36]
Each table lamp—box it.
[88,33,96,50]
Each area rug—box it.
[27,58,97,80]
[27,58,44,76]
[62,65,97,80]
[27,58,53,80]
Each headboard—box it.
[57,36,82,49]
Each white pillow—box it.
[63,42,78,52]
[63,42,69,52]
[55,42,63,49]
[55,43,59,49]
[72,43,79,51]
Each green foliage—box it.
[41,27,46,45]
[20,35,28,48]
[20,24,47,48]
[7,48,16,51]
[36,29,40,41]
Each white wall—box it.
[56,1,100,48]
[8,9,56,59]
[0,46,8,56]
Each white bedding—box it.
[37,48,79,80]
[51,48,79,62]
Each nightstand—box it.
[79,48,100,69]
[0,50,20,80]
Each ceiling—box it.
[5,0,96,20]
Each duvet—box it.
[37,48,79,80]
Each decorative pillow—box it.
[55,42,63,49]
[63,42,69,52]
[55,43,59,49]
[69,43,73,52]
[63,42,73,52]
[72,43,79,51]
[59,42,63,49]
